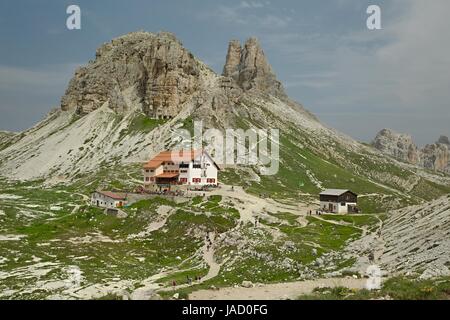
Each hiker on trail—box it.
[172,280,177,290]
[231,186,234,191]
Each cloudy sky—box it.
[0,0,449,145]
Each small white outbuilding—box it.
[319,189,358,214]
[91,191,127,209]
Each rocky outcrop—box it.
[0,130,18,152]
[222,40,242,78]
[421,142,450,172]
[372,129,419,164]
[372,129,450,173]
[346,195,450,279]
[222,37,286,98]
[61,33,289,121]
[61,31,205,119]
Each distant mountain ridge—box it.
[372,129,450,173]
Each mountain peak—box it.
[372,129,450,173]
[61,31,204,118]
[222,37,286,98]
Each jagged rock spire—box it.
[222,40,241,77]
[222,37,286,98]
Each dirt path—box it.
[208,186,310,223]
[201,233,221,282]
[128,205,174,239]
[157,232,223,293]
[189,277,367,300]
[126,172,143,185]
[373,215,385,263]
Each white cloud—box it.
[198,2,290,29]
[279,1,450,110]
[257,0,450,143]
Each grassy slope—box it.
[298,276,450,300]
[0,175,240,299]
[220,103,450,213]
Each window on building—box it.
[145,177,149,182]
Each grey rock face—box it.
[61,31,202,119]
[372,129,450,173]
[420,143,450,172]
[222,37,286,98]
[222,40,241,77]
[61,33,289,122]
[346,195,450,279]
[372,129,419,164]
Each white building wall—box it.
[143,165,163,185]
[320,201,356,214]
[143,151,219,187]
[91,193,124,209]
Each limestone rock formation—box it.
[372,129,419,164]
[372,129,450,173]
[0,130,17,151]
[222,40,241,77]
[61,31,204,119]
[222,37,286,98]
[421,141,450,172]
[346,195,450,279]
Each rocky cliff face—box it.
[222,38,286,98]
[421,143,450,172]
[346,195,450,279]
[372,129,450,173]
[61,32,206,119]
[372,129,420,164]
[61,33,290,122]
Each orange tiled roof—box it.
[143,150,202,169]
[97,191,127,200]
[155,172,180,178]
